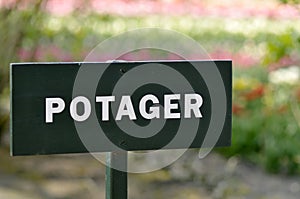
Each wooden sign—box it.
[10,60,232,156]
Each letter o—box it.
[70,96,91,122]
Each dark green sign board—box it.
[10,60,232,156]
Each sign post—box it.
[106,152,128,199]
[10,60,232,198]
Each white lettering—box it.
[45,98,65,123]
[164,94,180,119]
[184,94,203,118]
[96,96,115,121]
[139,94,160,119]
[45,93,204,123]
[70,96,91,122]
[116,96,137,121]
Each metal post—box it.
[106,151,128,199]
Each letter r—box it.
[184,94,203,118]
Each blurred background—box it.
[1,0,300,198]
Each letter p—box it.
[45,98,65,123]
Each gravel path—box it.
[0,149,299,199]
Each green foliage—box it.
[0,1,43,85]
[279,0,300,4]
[219,67,300,174]
[263,29,300,65]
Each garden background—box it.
[1,0,300,198]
